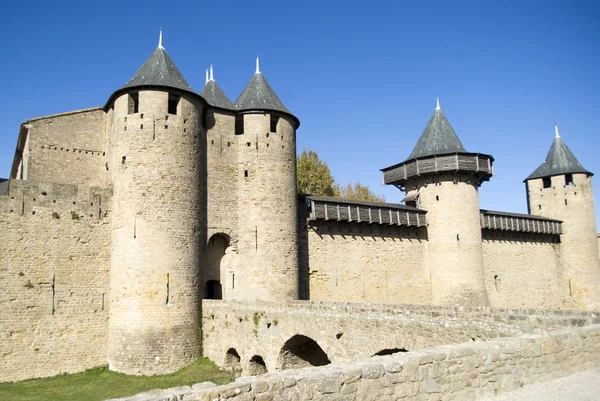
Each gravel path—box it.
[478,368,600,401]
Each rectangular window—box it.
[270,115,279,133]
[168,94,180,115]
[235,115,244,135]
[565,174,573,186]
[542,177,551,188]
[128,93,139,115]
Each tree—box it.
[297,149,386,202]
[338,181,386,202]
[297,149,338,196]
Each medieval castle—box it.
[1,34,599,384]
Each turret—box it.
[381,100,493,306]
[104,32,205,375]
[229,58,300,301]
[525,124,600,309]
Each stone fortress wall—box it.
[13,108,108,187]
[301,207,571,309]
[0,179,111,382]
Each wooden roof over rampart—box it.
[302,195,427,227]
[301,196,562,236]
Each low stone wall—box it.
[108,323,600,401]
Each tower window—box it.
[128,93,139,115]
[565,174,573,186]
[168,94,180,115]
[270,115,279,133]
[542,177,551,189]
[235,115,244,135]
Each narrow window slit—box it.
[166,273,170,305]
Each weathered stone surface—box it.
[120,324,600,401]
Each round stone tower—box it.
[104,35,205,374]
[381,100,493,306]
[525,125,600,309]
[230,59,300,301]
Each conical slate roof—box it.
[120,46,192,92]
[200,80,234,110]
[234,72,292,114]
[407,105,466,160]
[526,130,592,180]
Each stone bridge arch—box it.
[276,334,331,370]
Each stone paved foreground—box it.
[479,368,600,401]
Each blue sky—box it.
[0,1,598,225]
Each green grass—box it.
[0,358,232,401]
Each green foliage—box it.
[52,212,60,219]
[70,211,80,220]
[338,181,386,202]
[0,358,231,401]
[253,312,261,326]
[297,149,338,196]
[297,149,385,202]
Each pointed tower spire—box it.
[200,65,235,110]
[406,100,466,159]
[158,29,164,49]
[256,57,261,74]
[526,125,592,180]
[205,69,209,84]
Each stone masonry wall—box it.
[107,91,204,375]
[408,173,488,307]
[527,174,600,309]
[303,220,431,304]
[234,113,298,301]
[0,179,111,382]
[202,300,599,376]
[206,110,238,297]
[111,323,600,401]
[20,108,107,187]
[482,234,564,309]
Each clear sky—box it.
[0,1,598,225]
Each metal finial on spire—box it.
[436,97,440,110]
[554,118,560,138]
[205,69,209,84]
[158,29,164,49]
[209,65,214,81]
[256,56,260,74]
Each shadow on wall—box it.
[373,348,408,356]
[277,334,331,370]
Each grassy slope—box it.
[0,358,232,401]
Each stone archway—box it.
[277,334,331,370]
[247,355,268,376]
[223,348,241,373]
[204,234,229,299]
